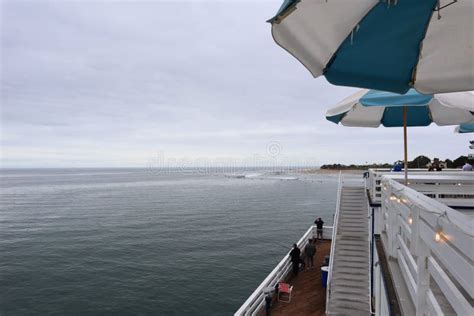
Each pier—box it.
[236,171,474,315]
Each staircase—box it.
[327,184,371,315]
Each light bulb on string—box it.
[435,226,442,242]
[434,212,447,243]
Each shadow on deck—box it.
[262,239,331,316]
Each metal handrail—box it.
[367,180,375,315]
[325,171,342,311]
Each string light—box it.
[383,179,474,239]
[434,212,447,242]
[408,214,413,225]
[435,225,442,242]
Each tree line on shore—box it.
[320,155,471,170]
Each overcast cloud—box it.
[1,0,472,168]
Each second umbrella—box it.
[326,89,474,184]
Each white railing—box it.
[367,169,474,207]
[373,239,390,316]
[325,171,343,310]
[234,225,333,316]
[379,177,474,315]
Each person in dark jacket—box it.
[289,243,301,276]
[314,217,324,241]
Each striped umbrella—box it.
[454,123,474,133]
[326,89,474,184]
[268,0,474,95]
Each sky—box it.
[1,0,472,168]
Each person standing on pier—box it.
[314,217,324,241]
[305,239,316,268]
[289,244,301,276]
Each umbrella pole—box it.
[403,106,408,186]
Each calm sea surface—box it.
[0,168,338,315]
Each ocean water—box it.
[0,168,338,315]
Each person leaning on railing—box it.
[289,244,301,276]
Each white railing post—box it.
[367,169,374,202]
[375,171,382,204]
[386,185,399,259]
[410,203,430,316]
[409,205,420,254]
[415,239,430,315]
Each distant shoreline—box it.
[299,168,366,174]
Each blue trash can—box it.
[321,266,329,288]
